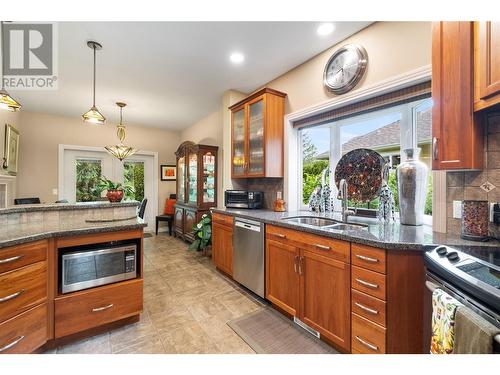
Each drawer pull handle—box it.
[273,233,286,239]
[355,336,379,351]
[315,244,331,251]
[354,302,379,315]
[298,256,304,275]
[0,289,25,303]
[356,278,379,289]
[0,255,24,264]
[0,336,25,353]
[294,255,298,273]
[91,303,114,312]
[355,254,379,263]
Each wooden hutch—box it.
[174,141,218,242]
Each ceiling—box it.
[10,22,371,130]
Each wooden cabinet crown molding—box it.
[228,87,287,111]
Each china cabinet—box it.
[174,141,218,242]
[229,88,286,178]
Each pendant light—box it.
[0,21,21,112]
[82,41,105,124]
[105,102,138,161]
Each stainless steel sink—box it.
[281,216,339,227]
[281,216,368,230]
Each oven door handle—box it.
[425,280,441,293]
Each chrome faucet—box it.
[339,179,354,223]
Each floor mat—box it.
[227,308,338,354]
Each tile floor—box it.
[47,234,265,354]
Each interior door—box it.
[300,250,351,352]
[265,239,300,316]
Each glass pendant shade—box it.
[105,103,138,161]
[0,89,22,112]
[82,106,106,125]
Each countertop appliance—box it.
[424,245,500,351]
[225,190,263,209]
[61,243,137,294]
[233,217,265,298]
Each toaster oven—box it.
[225,190,263,209]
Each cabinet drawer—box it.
[55,279,143,338]
[352,244,386,274]
[352,313,386,354]
[351,266,386,300]
[0,262,47,323]
[0,303,47,354]
[0,240,47,274]
[351,289,386,327]
[212,212,234,227]
[266,224,350,263]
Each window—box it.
[124,161,145,201]
[299,97,433,217]
[75,159,102,202]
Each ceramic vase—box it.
[396,148,428,226]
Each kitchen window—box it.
[299,97,433,218]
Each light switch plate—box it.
[453,200,462,219]
[52,188,58,196]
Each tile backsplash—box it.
[232,178,284,210]
[446,112,500,237]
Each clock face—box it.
[323,45,368,94]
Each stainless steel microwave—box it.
[61,244,137,294]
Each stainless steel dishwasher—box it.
[233,217,265,298]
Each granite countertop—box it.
[211,208,500,253]
[0,217,147,249]
[0,201,139,215]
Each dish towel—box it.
[430,289,463,354]
[454,305,500,354]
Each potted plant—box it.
[99,177,135,203]
[188,213,212,253]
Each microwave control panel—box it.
[125,250,136,273]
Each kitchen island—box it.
[0,202,146,354]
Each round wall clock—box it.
[323,44,368,94]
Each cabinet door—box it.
[265,239,300,316]
[174,207,184,236]
[202,151,216,205]
[301,250,351,352]
[232,107,246,177]
[432,22,483,170]
[212,222,233,276]
[187,152,198,204]
[476,22,500,106]
[247,99,265,176]
[177,156,185,203]
[183,209,196,240]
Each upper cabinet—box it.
[432,22,484,170]
[474,21,500,111]
[229,88,286,178]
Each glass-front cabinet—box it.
[229,88,286,178]
[174,141,218,242]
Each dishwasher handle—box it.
[234,220,261,232]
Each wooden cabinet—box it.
[211,213,234,276]
[265,225,351,352]
[229,88,286,178]
[474,21,500,111]
[432,21,484,170]
[54,279,143,338]
[174,141,218,242]
[0,240,48,354]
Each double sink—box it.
[281,216,368,231]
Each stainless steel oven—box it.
[61,243,137,294]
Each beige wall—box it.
[16,111,180,213]
[265,21,432,115]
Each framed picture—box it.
[3,124,20,176]
[160,164,176,181]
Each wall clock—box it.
[323,44,368,94]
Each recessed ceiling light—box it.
[229,52,245,64]
[317,23,335,36]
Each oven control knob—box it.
[446,251,460,262]
[435,246,448,256]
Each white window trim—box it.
[285,64,432,213]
